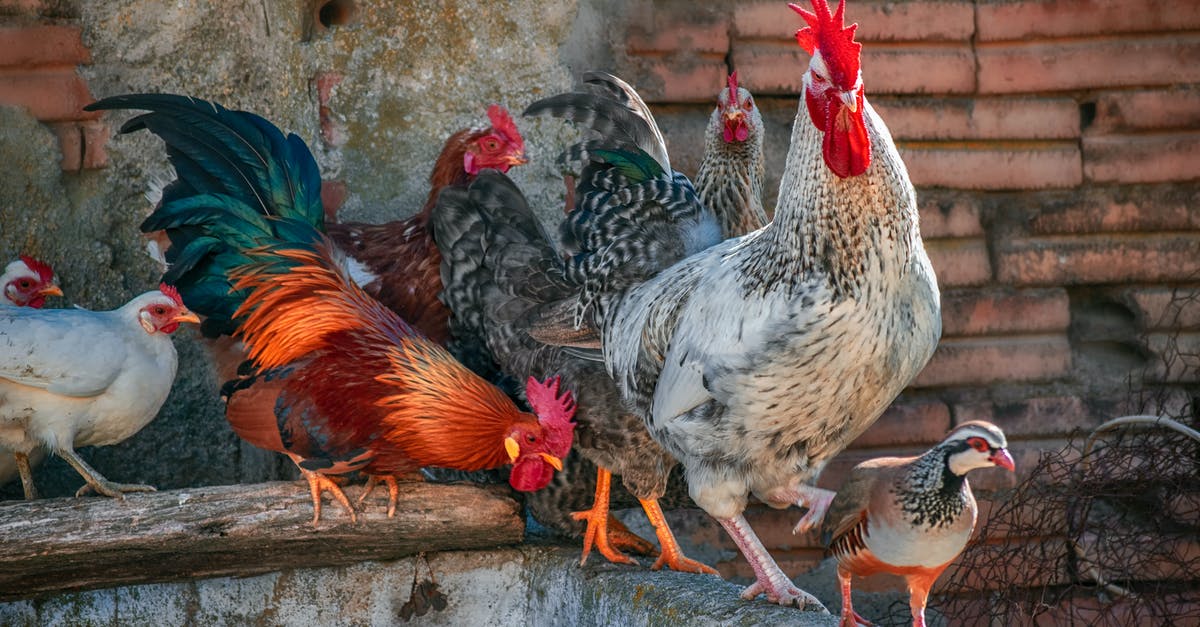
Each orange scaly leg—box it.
[638,498,719,575]
[571,467,639,566]
[301,468,356,526]
[358,474,403,518]
[838,568,874,627]
[606,512,659,556]
[906,572,939,627]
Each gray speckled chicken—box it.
[695,71,768,239]
[435,72,728,574]
[822,421,1014,626]
[594,0,942,608]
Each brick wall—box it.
[0,2,106,170]
[617,0,1200,607]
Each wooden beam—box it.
[0,480,524,600]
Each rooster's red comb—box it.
[526,375,577,457]
[158,283,184,307]
[18,255,55,284]
[487,104,524,147]
[789,0,862,88]
[727,71,740,103]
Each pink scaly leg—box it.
[792,485,837,534]
[716,514,827,611]
[838,568,874,627]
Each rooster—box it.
[325,104,527,347]
[458,73,768,569]
[524,0,940,608]
[86,94,574,523]
[0,285,198,499]
[1,256,62,308]
[436,72,747,574]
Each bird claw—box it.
[572,509,639,566]
[650,552,719,576]
[741,580,828,612]
[792,487,836,535]
[75,481,157,499]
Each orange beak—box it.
[539,453,563,471]
[38,284,63,298]
[723,109,745,124]
[173,310,201,325]
[504,153,528,167]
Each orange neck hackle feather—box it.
[230,236,532,472]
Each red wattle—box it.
[821,95,871,178]
[735,124,749,142]
[805,88,826,131]
[723,125,735,143]
[508,456,555,491]
[27,296,45,308]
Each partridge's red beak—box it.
[989,448,1015,472]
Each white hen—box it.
[0,285,198,499]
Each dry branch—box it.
[0,480,524,601]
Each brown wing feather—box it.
[223,374,288,455]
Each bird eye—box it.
[154,306,166,315]
[967,437,988,452]
[483,138,500,151]
[743,98,753,110]
[18,280,31,289]
[526,434,537,444]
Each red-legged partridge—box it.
[821,421,1015,627]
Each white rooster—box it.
[0,284,198,499]
[595,0,941,607]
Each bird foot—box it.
[740,579,827,611]
[357,474,400,518]
[792,486,836,535]
[301,469,357,526]
[651,551,719,576]
[571,508,640,567]
[840,610,874,627]
[75,480,157,499]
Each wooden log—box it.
[0,480,524,601]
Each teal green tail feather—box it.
[86,94,326,337]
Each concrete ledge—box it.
[0,546,838,625]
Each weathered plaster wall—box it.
[0,0,615,497]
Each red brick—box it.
[911,336,1072,388]
[954,397,1102,440]
[941,288,1070,337]
[734,0,975,42]
[733,42,975,96]
[1083,133,1200,184]
[80,119,107,169]
[321,179,348,221]
[924,238,991,287]
[873,97,1079,141]
[917,192,984,238]
[816,444,926,492]
[975,492,1071,539]
[898,143,1082,190]
[978,36,1200,94]
[995,234,1200,286]
[1122,287,1200,331]
[1090,87,1200,134]
[849,400,952,449]
[630,58,728,103]
[944,536,1073,592]
[627,16,728,54]
[0,25,89,67]
[51,121,81,171]
[977,0,1200,41]
[0,69,97,121]
[1027,185,1200,234]
[1143,332,1200,384]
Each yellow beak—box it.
[841,89,859,113]
[38,284,63,297]
[174,310,201,325]
[504,437,520,463]
[539,453,563,471]
[505,153,529,167]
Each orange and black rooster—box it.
[326,105,526,348]
[85,94,573,523]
